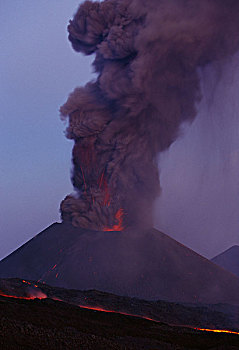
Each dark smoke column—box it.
[60,0,239,231]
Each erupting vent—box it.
[1,223,239,304]
[60,0,239,232]
[104,209,124,232]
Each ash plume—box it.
[60,0,239,231]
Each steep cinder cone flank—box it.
[1,223,239,304]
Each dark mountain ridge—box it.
[1,222,239,304]
[211,245,239,278]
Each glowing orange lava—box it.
[194,327,239,335]
[22,280,39,288]
[0,292,38,300]
[0,290,46,300]
[103,208,124,231]
[22,280,31,285]
[1,286,239,336]
[0,280,47,300]
[78,304,155,322]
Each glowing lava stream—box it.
[49,298,239,335]
[77,306,239,335]
[0,291,47,300]
[0,284,239,336]
[0,280,47,300]
[194,328,239,335]
[78,304,155,322]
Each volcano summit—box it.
[1,223,239,304]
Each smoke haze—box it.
[155,50,239,258]
[60,0,239,231]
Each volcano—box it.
[211,246,239,278]
[1,223,239,304]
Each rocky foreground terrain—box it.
[0,278,239,349]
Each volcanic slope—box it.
[211,246,239,278]
[2,292,239,350]
[1,223,239,304]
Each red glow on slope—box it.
[194,327,239,335]
[103,208,124,231]
[0,292,43,300]
[37,263,59,283]
[0,283,47,300]
[78,304,155,322]
[76,304,239,336]
[77,305,239,335]
[23,280,39,288]
[1,285,239,336]
[22,280,31,285]
[37,248,64,284]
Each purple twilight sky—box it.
[1,0,239,260]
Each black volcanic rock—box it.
[1,278,239,332]
[2,291,239,350]
[211,246,239,278]
[1,223,239,304]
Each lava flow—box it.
[1,286,239,336]
[79,305,239,335]
[0,283,47,301]
[0,291,47,300]
[194,328,239,335]
[0,280,47,300]
[103,208,124,232]
[78,304,156,323]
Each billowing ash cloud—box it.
[60,0,239,231]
